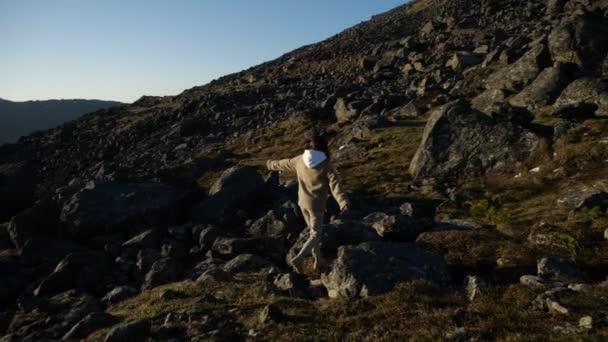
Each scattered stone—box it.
[102,286,138,304]
[104,320,151,342]
[122,229,160,250]
[547,298,569,315]
[196,268,232,283]
[62,312,115,340]
[446,52,481,71]
[222,254,274,274]
[142,258,179,290]
[258,304,283,325]
[362,212,425,241]
[520,275,563,290]
[273,273,310,298]
[464,275,483,301]
[579,316,593,329]
[537,255,585,283]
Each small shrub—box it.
[579,206,602,221]
[469,199,511,225]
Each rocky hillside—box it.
[0,98,124,144]
[1,0,608,340]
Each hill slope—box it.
[1,0,608,340]
[0,98,124,144]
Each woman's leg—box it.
[290,207,324,273]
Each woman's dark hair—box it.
[310,130,330,159]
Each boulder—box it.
[101,286,138,304]
[390,101,421,119]
[520,274,564,290]
[222,254,274,274]
[554,78,608,117]
[272,273,311,298]
[34,252,111,296]
[62,312,115,340]
[548,13,608,69]
[192,166,266,226]
[248,203,300,238]
[0,161,36,222]
[556,184,608,211]
[142,258,179,290]
[537,255,586,282]
[471,89,507,115]
[198,225,220,252]
[334,98,361,123]
[446,52,482,71]
[122,229,161,251]
[508,64,570,110]
[60,182,179,237]
[361,212,427,241]
[464,275,484,301]
[486,41,552,92]
[321,242,449,298]
[104,320,150,342]
[409,100,540,181]
[211,237,260,257]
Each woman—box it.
[266,132,349,273]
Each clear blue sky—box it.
[0,0,407,103]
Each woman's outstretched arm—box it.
[266,156,298,172]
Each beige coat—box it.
[267,154,348,213]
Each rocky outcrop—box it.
[409,100,540,181]
[321,242,449,298]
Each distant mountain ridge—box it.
[0,98,124,144]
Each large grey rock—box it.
[509,64,570,110]
[60,182,179,237]
[554,78,608,117]
[62,312,115,340]
[486,41,552,92]
[548,13,608,69]
[321,242,449,298]
[104,320,150,342]
[409,100,540,181]
[192,166,266,225]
